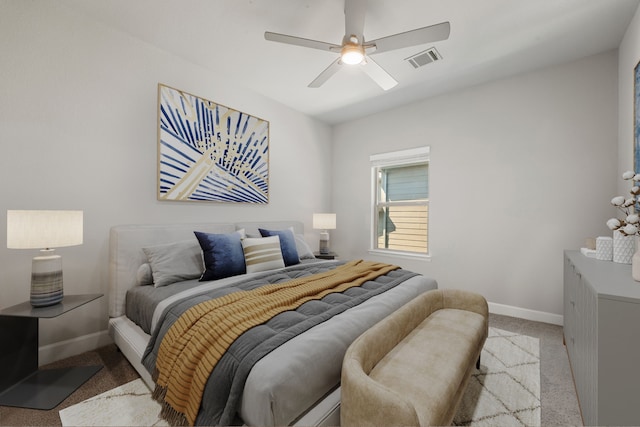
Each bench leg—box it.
[476,356,481,369]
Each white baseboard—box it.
[36,303,561,366]
[39,330,113,366]
[489,302,563,326]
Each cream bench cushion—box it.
[341,289,488,427]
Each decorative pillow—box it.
[241,236,285,273]
[136,263,153,286]
[142,240,204,288]
[259,227,300,266]
[195,229,246,281]
[295,234,316,260]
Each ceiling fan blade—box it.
[361,56,397,91]
[308,58,342,88]
[344,0,367,41]
[368,21,450,55]
[265,31,340,52]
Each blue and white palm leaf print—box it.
[158,85,269,203]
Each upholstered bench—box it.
[340,289,489,427]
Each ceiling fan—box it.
[264,0,450,90]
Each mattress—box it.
[114,270,435,426]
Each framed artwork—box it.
[635,60,640,177]
[157,84,269,203]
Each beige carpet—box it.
[59,327,540,427]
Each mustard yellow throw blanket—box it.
[152,260,398,426]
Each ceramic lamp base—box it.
[31,253,63,307]
[319,231,330,255]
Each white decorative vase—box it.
[633,237,640,281]
[596,236,613,261]
[613,231,635,264]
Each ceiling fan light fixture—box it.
[341,43,364,65]
[265,1,451,89]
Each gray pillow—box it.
[295,234,316,259]
[142,240,204,287]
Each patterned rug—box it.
[453,327,541,426]
[59,327,540,427]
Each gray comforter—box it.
[140,261,420,426]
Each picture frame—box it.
[157,84,269,203]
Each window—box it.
[370,147,429,257]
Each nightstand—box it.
[0,294,103,410]
[314,252,338,260]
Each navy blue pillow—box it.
[194,230,246,281]
[259,228,300,266]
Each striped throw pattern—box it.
[152,260,399,426]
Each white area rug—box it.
[453,327,541,426]
[59,378,168,427]
[60,327,540,427]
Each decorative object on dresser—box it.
[157,84,269,204]
[564,251,640,426]
[606,170,640,276]
[613,231,635,264]
[312,213,336,254]
[595,236,613,261]
[7,210,83,307]
[580,237,597,258]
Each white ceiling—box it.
[62,0,639,125]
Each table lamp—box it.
[313,213,336,255]
[7,210,83,307]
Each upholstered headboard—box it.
[108,221,304,317]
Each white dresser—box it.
[563,250,640,426]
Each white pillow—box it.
[142,240,204,287]
[136,263,153,286]
[242,236,285,273]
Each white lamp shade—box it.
[313,213,336,230]
[7,210,83,249]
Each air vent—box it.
[405,47,442,69]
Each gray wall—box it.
[1,0,638,356]
[619,2,640,193]
[331,51,619,321]
[0,1,332,349]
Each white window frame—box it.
[369,146,430,260]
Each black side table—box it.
[0,294,103,410]
[314,252,338,260]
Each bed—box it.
[107,220,437,426]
